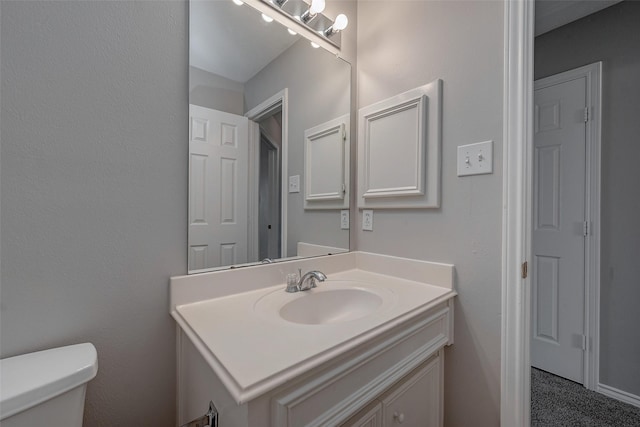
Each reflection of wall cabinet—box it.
[177,300,452,427]
[303,114,350,210]
[342,355,442,427]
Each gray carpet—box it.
[531,368,640,426]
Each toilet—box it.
[0,343,98,427]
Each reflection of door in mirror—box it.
[188,104,285,271]
[189,105,249,271]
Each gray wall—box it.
[244,38,352,256]
[189,65,245,115]
[535,0,640,397]
[0,1,187,425]
[356,2,504,426]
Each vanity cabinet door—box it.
[381,356,441,427]
[342,402,383,427]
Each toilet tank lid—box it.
[0,343,98,420]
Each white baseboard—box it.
[597,383,640,409]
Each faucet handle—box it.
[285,273,300,293]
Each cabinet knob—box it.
[393,411,405,423]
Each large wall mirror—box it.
[189,0,351,273]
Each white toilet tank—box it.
[0,343,98,427]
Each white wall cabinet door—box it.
[357,81,442,209]
[189,104,249,271]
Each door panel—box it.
[531,77,587,383]
[189,105,249,271]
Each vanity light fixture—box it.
[300,0,325,23]
[324,13,348,36]
[261,13,274,23]
[232,0,244,5]
[260,0,348,49]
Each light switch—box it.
[457,140,493,177]
[340,210,350,230]
[288,175,300,193]
[362,210,373,231]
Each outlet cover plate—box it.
[289,175,300,193]
[340,210,350,229]
[362,210,373,231]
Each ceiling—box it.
[190,0,300,83]
[535,0,623,36]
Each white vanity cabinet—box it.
[171,252,456,427]
[177,301,451,427]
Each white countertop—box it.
[172,263,456,404]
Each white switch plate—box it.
[457,140,493,177]
[340,210,350,229]
[362,210,373,231]
[288,175,300,193]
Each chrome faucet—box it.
[285,269,327,293]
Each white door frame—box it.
[501,2,534,424]
[534,62,602,391]
[501,2,602,425]
[246,89,289,260]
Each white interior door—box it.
[189,105,249,271]
[531,75,587,383]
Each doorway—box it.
[258,117,282,261]
[245,89,289,261]
[530,63,601,387]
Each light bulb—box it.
[309,0,325,15]
[261,13,274,23]
[232,0,243,5]
[310,41,320,49]
[287,28,297,35]
[333,14,348,31]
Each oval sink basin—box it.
[280,288,383,325]
[254,280,397,325]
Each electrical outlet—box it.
[457,140,493,177]
[362,210,373,231]
[288,175,300,193]
[340,210,349,230]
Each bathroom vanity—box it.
[170,252,456,426]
